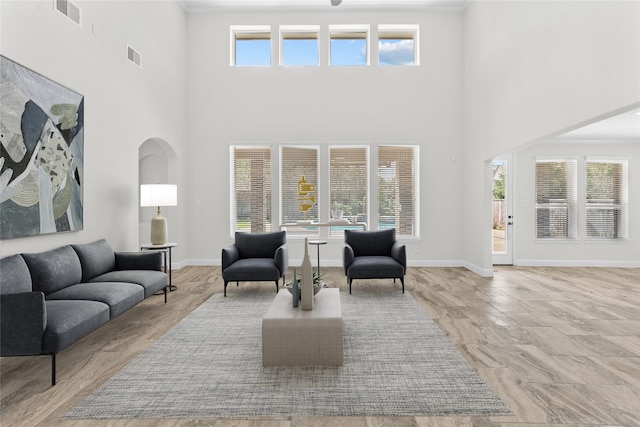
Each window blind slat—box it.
[231,147,271,233]
[586,160,628,239]
[236,32,270,40]
[378,146,419,237]
[535,159,577,239]
[378,31,414,40]
[331,31,367,40]
[329,146,368,237]
[281,146,319,233]
[282,32,318,40]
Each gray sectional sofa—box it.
[0,239,168,385]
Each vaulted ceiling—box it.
[179,0,470,13]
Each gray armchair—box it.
[343,228,406,294]
[221,231,288,297]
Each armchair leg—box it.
[224,281,228,297]
[274,280,279,293]
[400,277,405,293]
[349,278,352,294]
[51,353,56,386]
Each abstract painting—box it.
[1,55,84,239]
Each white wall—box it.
[0,0,188,259]
[463,0,640,275]
[186,11,465,266]
[3,1,637,271]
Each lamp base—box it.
[150,215,168,245]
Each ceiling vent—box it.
[127,45,142,67]
[54,0,81,26]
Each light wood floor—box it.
[1,266,639,427]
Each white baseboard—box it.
[515,259,640,268]
[461,261,494,277]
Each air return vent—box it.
[127,45,142,67]
[54,0,81,26]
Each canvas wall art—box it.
[0,55,84,239]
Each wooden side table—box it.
[141,242,177,291]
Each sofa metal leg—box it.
[51,353,56,386]
[164,286,168,304]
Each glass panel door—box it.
[492,155,513,265]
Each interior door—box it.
[492,155,513,265]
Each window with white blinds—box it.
[378,25,419,66]
[330,25,369,66]
[280,26,319,66]
[535,159,577,239]
[378,145,419,237]
[231,26,271,66]
[280,146,319,234]
[585,159,628,239]
[329,146,368,237]
[230,146,271,233]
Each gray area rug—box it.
[65,289,511,419]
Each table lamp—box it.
[140,184,177,245]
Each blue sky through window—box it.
[235,39,271,66]
[331,39,367,66]
[379,39,415,66]
[234,29,416,66]
[282,39,318,66]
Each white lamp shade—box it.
[140,184,177,207]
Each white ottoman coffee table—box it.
[262,288,343,367]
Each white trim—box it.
[328,24,371,66]
[230,25,272,67]
[516,259,640,268]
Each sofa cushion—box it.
[235,231,286,259]
[0,254,32,294]
[72,239,116,282]
[22,246,82,295]
[347,256,405,279]
[42,299,110,354]
[222,258,281,282]
[90,270,167,298]
[0,292,46,356]
[115,251,162,271]
[47,282,144,319]
[345,229,396,257]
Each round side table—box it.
[140,242,177,291]
[308,240,327,277]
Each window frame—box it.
[229,145,273,235]
[328,145,370,237]
[230,25,272,67]
[279,25,320,67]
[329,24,370,67]
[377,24,419,66]
[584,157,629,240]
[279,145,320,237]
[377,144,420,238]
[534,158,578,240]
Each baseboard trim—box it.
[515,259,640,268]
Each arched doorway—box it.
[138,138,178,246]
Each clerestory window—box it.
[231,26,271,66]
